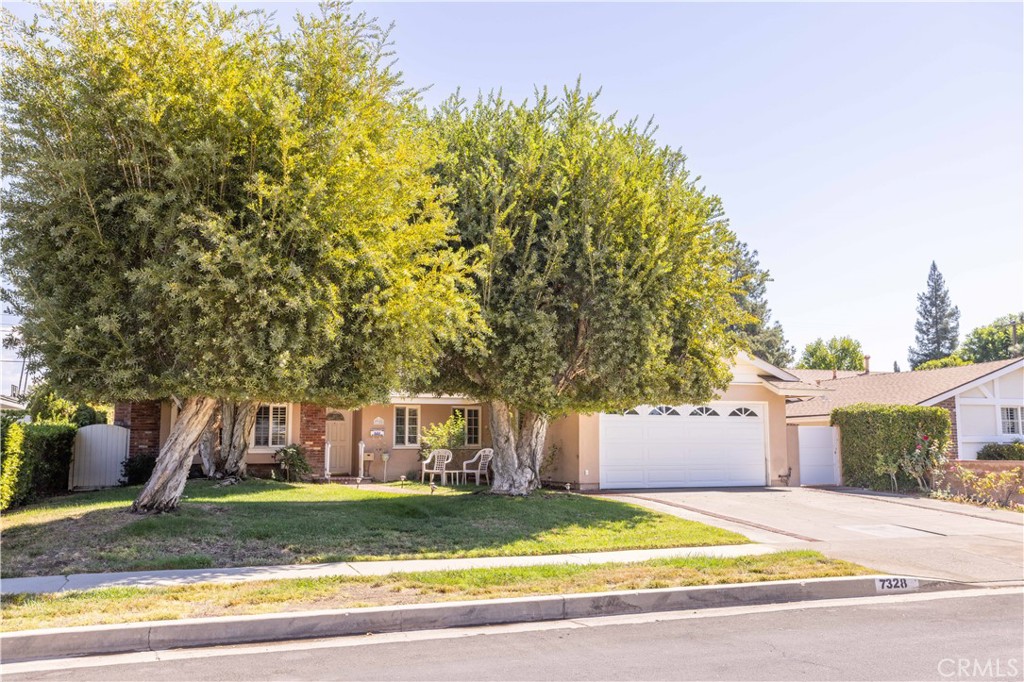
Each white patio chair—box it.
[421,449,454,485]
[459,448,493,485]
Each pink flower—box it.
[922,435,930,441]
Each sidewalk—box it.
[0,543,779,596]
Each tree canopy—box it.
[958,313,1024,363]
[796,336,865,372]
[908,262,960,369]
[1,0,480,510]
[2,0,478,406]
[913,355,970,371]
[429,88,744,493]
[729,242,794,368]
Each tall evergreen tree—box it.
[729,243,795,368]
[908,262,960,368]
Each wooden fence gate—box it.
[69,424,130,490]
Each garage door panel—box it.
[599,402,766,489]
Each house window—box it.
[728,407,758,417]
[689,407,719,417]
[253,404,288,448]
[395,406,420,447]
[1001,407,1022,435]
[453,407,482,446]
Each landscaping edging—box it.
[0,575,970,662]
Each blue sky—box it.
[7,2,1023,372]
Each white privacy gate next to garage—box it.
[599,402,768,489]
[69,424,130,490]
[797,425,840,486]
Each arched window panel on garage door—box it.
[728,407,758,417]
[648,405,680,416]
[689,406,719,417]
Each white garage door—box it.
[599,403,768,489]
[798,425,840,486]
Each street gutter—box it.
[0,575,973,663]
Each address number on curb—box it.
[875,577,920,593]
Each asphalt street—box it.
[6,590,1022,681]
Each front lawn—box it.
[0,479,747,577]
[0,551,868,632]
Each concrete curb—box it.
[0,575,972,663]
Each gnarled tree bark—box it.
[488,400,549,495]
[220,400,257,478]
[131,396,218,513]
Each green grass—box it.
[0,479,747,577]
[0,551,869,632]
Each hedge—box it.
[977,441,1024,461]
[0,421,28,511]
[0,422,77,511]
[831,403,951,490]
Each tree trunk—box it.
[198,420,220,478]
[488,400,549,495]
[220,400,257,478]
[131,396,218,513]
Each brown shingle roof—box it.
[786,358,1023,418]
[788,369,877,382]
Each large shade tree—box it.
[1,1,480,511]
[796,336,865,372]
[429,88,744,495]
[959,313,1024,363]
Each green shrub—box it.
[1,411,27,453]
[1,421,28,511]
[23,423,77,498]
[831,403,951,491]
[120,453,158,486]
[0,422,77,509]
[419,412,466,459]
[274,443,313,482]
[977,441,1024,461]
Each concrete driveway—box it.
[603,487,1024,584]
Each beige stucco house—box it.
[114,352,827,490]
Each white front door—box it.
[326,411,352,475]
[798,425,840,486]
[599,402,768,489]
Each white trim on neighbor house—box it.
[393,404,420,449]
[920,359,1024,407]
[999,406,1023,436]
[250,403,289,452]
[954,393,963,457]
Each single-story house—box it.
[114,353,830,490]
[786,357,1024,469]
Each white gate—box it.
[798,425,840,486]
[69,424,129,490]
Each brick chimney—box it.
[862,355,871,375]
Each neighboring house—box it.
[114,353,827,490]
[0,394,26,411]
[787,357,1024,460]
